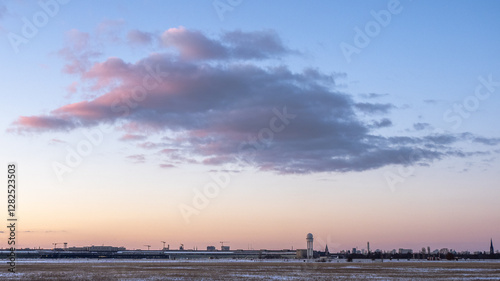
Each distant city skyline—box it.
[1,0,499,252]
[9,235,498,255]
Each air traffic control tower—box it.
[306,233,314,259]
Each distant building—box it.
[221,246,230,251]
[399,248,413,255]
[296,249,307,259]
[491,239,495,255]
[439,248,449,255]
[67,245,126,252]
[206,246,216,251]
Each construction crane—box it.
[179,244,184,250]
[220,241,230,250]
[144,245,151,251]
[161,241,166,250]
[52,242,64,249]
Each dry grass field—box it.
[1,259,499,280]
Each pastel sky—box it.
[1,0,499,252]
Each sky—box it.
[0,0,499,253]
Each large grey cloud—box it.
[10,27,499,173]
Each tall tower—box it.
[306,233,314,259]
[490,239,494,255]
[367,242,370,254]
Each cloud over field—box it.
[10,27,499,173]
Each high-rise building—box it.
[490,239,494,255]
[367,242,370,254]
[306,233,314,259]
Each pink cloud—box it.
[161,26,227,60]
[159,148,178,154]
[137,142,164,149]
[58,29,101,74]
[53,101,110,120]
[66,81,78,95]
[13,116,74,132]
[65,29,90,51]
[127,154,145,163]
[48,138,67,145]
[127,29,153,45]
[119,134,147,141]
[160,27,290,61]
[159,163,176,169]
[83,57,132,90]
[95,19,126,43]
[11,27,499,174]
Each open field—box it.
[2,259,500,280]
